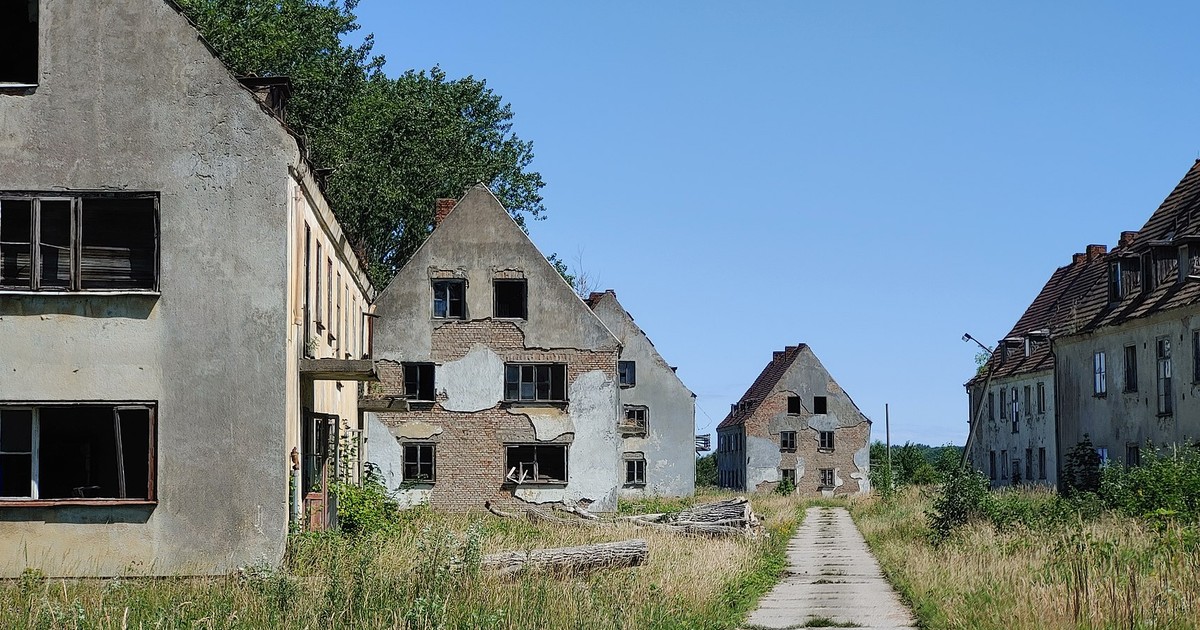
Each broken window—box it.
[781,468,796,484]
[403,363,435,401]
[303,224,312,353]
[779,431,796,451]
[1109,257,1142,301]
[1157,337,1172,415]
[1124,345,1138,392]
[1025,448,1033,482]
[818,430,834,451]
[1193,331,1200,383]
[618,361,636,387]
[432,279,465,318]
[999,388,1007,420]
[987,392,994,421]
[326,259,333,333]
[1038,447,1046,480]
[1094,351,1107,396]
[505,444,567,484]
[1023,386,1031,419]
[621,405,648,434]
[0,1,37,85]
[1037,382,1046,414]
[813,396,827,414]
[0,404,155,501]
[1,195,157,291]
[989,451,996,480]
[1126,444,1140,468]
[402,443,435,482]
[1000,450,1008,479]
[314,242,323,328]
[787,396,802,414]
[493,279,527,318]
[624,454,645,486]
[504,363,567,402]
[818,468,834,488]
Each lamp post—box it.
[960,333,996,469]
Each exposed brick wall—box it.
[747,389,870,496]
[370,318,618,511]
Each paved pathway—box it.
[744,506,917,629]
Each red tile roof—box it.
[716,344,807,430]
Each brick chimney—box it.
[1072,252,1086,265]
[1119,231,1138,248]
[434,198,457,227]
[1086,244,1108,261]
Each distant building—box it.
[586,290,696,498]
[364,187,624,512]
[715,345,870,495]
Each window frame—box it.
[0,402,158,506]
[402,362,436,402]
[624,453,646,486]
[620,405,648,435]
[1157,336,1173,416]
[818,468,835,489]
[1094,350,1107,396]
[1193,331,1200,384]
[402,442,436,483]
[431,278,466,319]
[0,193,160,294]
[987,392,994,421]
[504,363,568,403]
[779,430,797,451]
[818,430,835,452]
[1036,381,1046,414]
[504,443,568,485]
[1124,344,1139,392]
[0,1,38,88]
[618,361,636,387]
[999,388,1007,420]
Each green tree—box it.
[695,453,717,487]
[177,0,545,287]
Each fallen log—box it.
[630,517,749,538]
[674,497,752,525]
[481,539,648,577]
[484,500,598,527]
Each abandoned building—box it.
[364,187,626,512]
[585,290,696,497]
[715,345,870,495]
[964,247,1107,487]
[1053,161,1200,471]
[0,0,375,576]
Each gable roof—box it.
[716,344,807,430]
[585,289,694,397]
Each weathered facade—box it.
[586,290,696,497]
[715,345,870,495]
[965,248,1106,487]
[365,187,624,512]
[0,0,372,576]
[1054,161,1200,470]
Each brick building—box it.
[715,344,870,495]
[363,186,624,511]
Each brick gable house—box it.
[715,344,870,495]
[364,186,624,511]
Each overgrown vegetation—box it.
[2,491,807,629]
[176,0,546,287]
[868,441,961,496]
[855,445,1200,628]
[696,453,717,487]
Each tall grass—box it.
[853,487,1200,630]
[2,491,804,629]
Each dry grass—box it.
[1,490,808,629]
[852,486,1200,630]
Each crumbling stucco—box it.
[852,443,871,493]
[514,406,575,441]
[746,435,783,488]
[439,345,505,412]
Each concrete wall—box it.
[1056,308,1200,472]
[588,292,696,498]
[967,370,1057,487]
[366,187,623,512]
[0,0,304,575]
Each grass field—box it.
[852,486,1200,630]
[3,491,807,630]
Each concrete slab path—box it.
[743,506,916,630]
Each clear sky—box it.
[349,1,1200,446]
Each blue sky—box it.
[350,2,1200,446]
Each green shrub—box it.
[1061,436,1101,495]
[1100,446,1200,521]
[927,467,993,543]
[774,476,796,496]
[330,463,400,536]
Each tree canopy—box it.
[177,0,546,287]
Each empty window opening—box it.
[987,392,994,421]
[403,363,435,401]
[0,405,154,501]
[402,443,435,482]
[1009,387,1019,423]
[493,279,527,318]
[432,279,465,318]
[781,468,795,487]
[621,405,648,433]
[0,1,37,85]
[504,363,567,402]
[1094,350,1107,395]
[999,387,1007,420]
[1000,450,1008,479]
[618,361,636,387]
[787,396,802,414]
[505,444,567,484]
[989,451,996,480]
[314,242,323,328]
[1126,444,1140,468]
[1023,386,1031,418]
[1193,331,1200,383]
[1038,447,1046,480]
[624,455,645,486]
[1,195,157,291]
[1036,382,1046,414]
[1125,345,1139,392]
[780,431,796,451]
[1025,448,1033,482]
[818,430,835,451]
[813,396,827,414]
[818,468,834,488]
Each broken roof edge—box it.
[715,343,808,430]
[587,290,696,398]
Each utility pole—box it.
[885,403,892,494]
